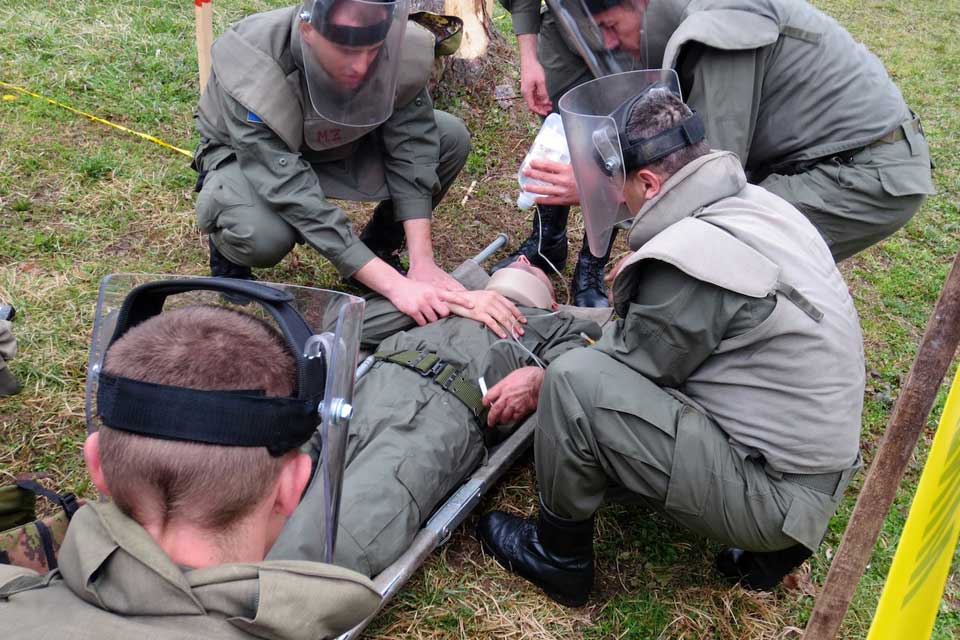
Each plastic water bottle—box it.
[517,113,570,209]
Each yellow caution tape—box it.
[0,80,192,158]
[867,366,960,640]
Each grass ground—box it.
[0,0,958,637]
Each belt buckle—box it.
[438,368,460,390]
[423,359,446,378]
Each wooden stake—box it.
[804,249,960,639]
[195,0,213,95]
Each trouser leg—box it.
[196,158,298,268]
[536,348,807,552]
[272,369,485,576]
[760,134,932,262]
[433,109,472,206]
[371,109,471,222]
[0,320,20,397]
[538,12,594,107]
[363,110,470,268]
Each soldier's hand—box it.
[522,160,580,206]
[388,280,472,326]
[521,59,552,116]
[408,261,467,292]
[483,366,545,427]
[447,290,526,339]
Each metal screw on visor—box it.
[319,398,354,421]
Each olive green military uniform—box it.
[0,320,14,367]
[0,320,17,370]
[194,6,471,277]
[500,0,591,105]
[505,0,934,261]
[0,501,379,640]
[0,320,17,395]
[640,0,935,260]
[535,152,863,553]
[500,0,640,108]
[270,295,602,576]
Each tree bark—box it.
[412,0,499,84]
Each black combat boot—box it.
[0,368,20,397]
[491,205,569,273]
[208,236,254,280]
[572,230,616,308]
[359,202,406,275]
[715,544,813,591]
[477,504,594,607]
[208,236,256,304]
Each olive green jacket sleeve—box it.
[378,88,442,222]
[593,260,774,387]
[498,0,543,35]
[218,93,376,278]
[678,44,766,168]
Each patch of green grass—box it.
[0,0,958,638]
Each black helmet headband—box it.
[596,84,706,176]
[303,0,395,47]
[581,0,628,14]
[95,278,326,456]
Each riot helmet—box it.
[559,69,705,256]
[547,0,650,69]
[86,275,364,562]
[298,0,410,127]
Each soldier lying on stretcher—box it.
[269,255,605,576]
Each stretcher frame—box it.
[338,234,539,639]
[337,416,536,639]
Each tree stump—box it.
[413,0,501,86]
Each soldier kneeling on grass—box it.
[477,73,866,606]
[0,277,378,639]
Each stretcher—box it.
[338,233,533,639]
[337,233,616,638]
[337,415,537,639]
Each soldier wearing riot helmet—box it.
[194,0,474,327]
[0,276,376,638]
[491,0,642,309]
[503,0,934,263]
[477,73,865,606]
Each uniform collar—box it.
[626,150,746,250]
[57,502,378,639]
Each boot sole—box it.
[479,535,590,607]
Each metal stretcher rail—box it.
[337,417,537,640]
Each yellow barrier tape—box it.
[867,366,960,640]
[0,80,193,158]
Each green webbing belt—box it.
[373,350,487,425]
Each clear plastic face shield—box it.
[548,0,649,72]
[85,275,364,563]
[299,0,410,127]
[558,69,680,256]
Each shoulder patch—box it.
[246,111,264,124]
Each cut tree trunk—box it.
[413,0,500,84]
